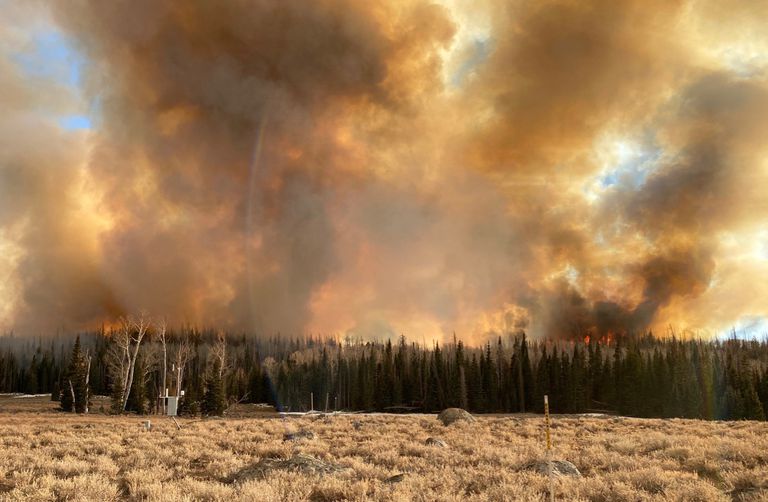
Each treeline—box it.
[1,326,767,421]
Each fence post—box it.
[545,395,554,502]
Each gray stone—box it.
[234,454,345,481]
[283,429,315,441]
[526,459,582,478]
[425,437,447,447]
[437,408,476,426]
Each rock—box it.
[385,473,406,484]
[526,459,582,478]
[425,437,447,448]
[283,429,315,441]
[437,408,476,426]
[234,454,345,481]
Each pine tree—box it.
[519,334,533,412]
[423,363,441,412]
[61,337,88,413]
[110,377,125,414]
[247,366,262,403]
[60,377,74,412]
[202,359,227,416]
[125,355,147,414]
[741,371,765,421]
[179,381,200,416]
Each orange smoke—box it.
[1,0,767,343]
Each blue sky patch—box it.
[58,115,92,130]
[721,315,768,340]
[11,30,84,86]
[451,38,491,87]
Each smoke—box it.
[1,0,767,341]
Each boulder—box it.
[234,454,345,481]
[283,429,315,441]
[437,408,476,426]
[526,459,582,478]
[425,437,447,448]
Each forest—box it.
[0,323,766,421]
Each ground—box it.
[0,395,766,501]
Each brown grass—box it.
[0,397,767,501]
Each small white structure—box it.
[167,396,179,416]
[159,389,184,417]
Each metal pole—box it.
[545,395,554,502]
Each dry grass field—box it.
[0,396,767,501]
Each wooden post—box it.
[544,395,554,502]
[325,393,329,413]
[310,392,314,412]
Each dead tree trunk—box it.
[158,319,167,415]
[212,331,227,379]
[121,313,151,412]
[174,337,192,397]
[84,350,92,414]
[68,379,75,412]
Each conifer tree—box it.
[742,371,765,421]
[202,359,227,416]
[247,366,262,403]
[519,334,533,412]
[60,336,89,413]
[60,376,74,412]
[125,355,147,414]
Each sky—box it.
[1,0,767,343]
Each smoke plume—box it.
[1,0,767,341]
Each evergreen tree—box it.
[60,377,74,412]
[741,370,765,421]
[60,337,88,413]
[1,328,768,422]
[519,334,533,412]
[125,355,147,414]
[110,376,125,414]
[247,366,263,403]
[202,359,227,416]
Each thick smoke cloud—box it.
[1,0,767,341]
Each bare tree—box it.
[157,318,168,414]
[173,335,192,398]
[68,379,76,410]
[106,312,152,412]
[136,341,161,413]
[105,324,131,412]
[83,349,92,414]
[211,331,227,379]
